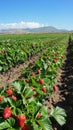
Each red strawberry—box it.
[6,89,13,96]
[31,86,35,90]
[37,69,41,74]
[0,96,4,102]
[52,52,55,56]
[12,95,17,101]
[22,124,29,130]
[36,112,41,119]
[39,79,44,84]
[53,59,57,63]
[42,87,46,93]
[33,91,37,96]
[3,107,12,119]
[25,79,29,83]
[17,115,26,127]
[29,66,33,70]
[31,72,35,76]
[53,85,57,91]
[61,55,64,59]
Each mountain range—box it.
[0,26,72,34]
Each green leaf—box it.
[41,106,48,117]
[0,121,10,129]
[37,117,52,130]
[13,82,21,92]
[43,62,48,70]
[7,128,17,130]
[32,121,40,130]
[50,106,67,126]
[7,117,15,127]
[0,66,2,71]
[25,88,34,98]
[7,98,15,107]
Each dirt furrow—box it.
[0,50,45,87]
[45,42,73,130]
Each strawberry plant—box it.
[0,33,69,129]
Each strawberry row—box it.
[0,35,68,130]
[0,33,68,73]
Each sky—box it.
[0,0,73,30]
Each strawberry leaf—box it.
[50,106,67,126]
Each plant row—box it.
[0,35,68,130]
[0,33,68,72]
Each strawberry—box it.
[53,59,57,63]
[12,95,17,101]
[31,86,35,90]
[31,72,35,76]
[22,124,29,130]
[53,85,57,91]
[52,52,55,56]
[25,79,29,83]
[6,89,13,96]
[17,115,26,127]
[0,96,4,102]
[61,55,64,59]
[36,112,41,119]
[3,107,12,119]
[37,69,41,74]
[29,66,33,70]
[33,91,37,96]
[39,79,44,84]
[42,87,46,93]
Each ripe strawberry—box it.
[42,87,46,93]
[12,95,17,101]
[33,91,37,96]
[52,52,55,56]
[39,79,44,84]
[29,66,33,70]
[6,89,13,96]
[31,72,35,76]
[31,86,35,90]
[25,79,29,83]
[22,124,29,130]
[53,85,57,91]
[36,112,41,119]
[61,55,64,59]
[0,96,4,102]
[37,69,41,74]
[17,115,26,127]
[3,107,12,119]
[53,59,57,63]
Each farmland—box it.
[0,33,72,130]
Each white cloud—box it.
[0,21,44,30]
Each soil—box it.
[0,50,45,87]
[45,42,73,130]
[0,40,73,130]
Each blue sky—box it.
[0,0,73,30]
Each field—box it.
[0,33,72,130]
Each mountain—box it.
[0,26,69,34]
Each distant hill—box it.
[0,26,70,34]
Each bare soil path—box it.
[45,42,73,130]
[0,50,45,87]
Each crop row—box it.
[0,33,68,73]
[0,34,68,130]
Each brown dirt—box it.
[45,42,73,130]
[0,50,45,87]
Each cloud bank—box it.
[0,21,44,30]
